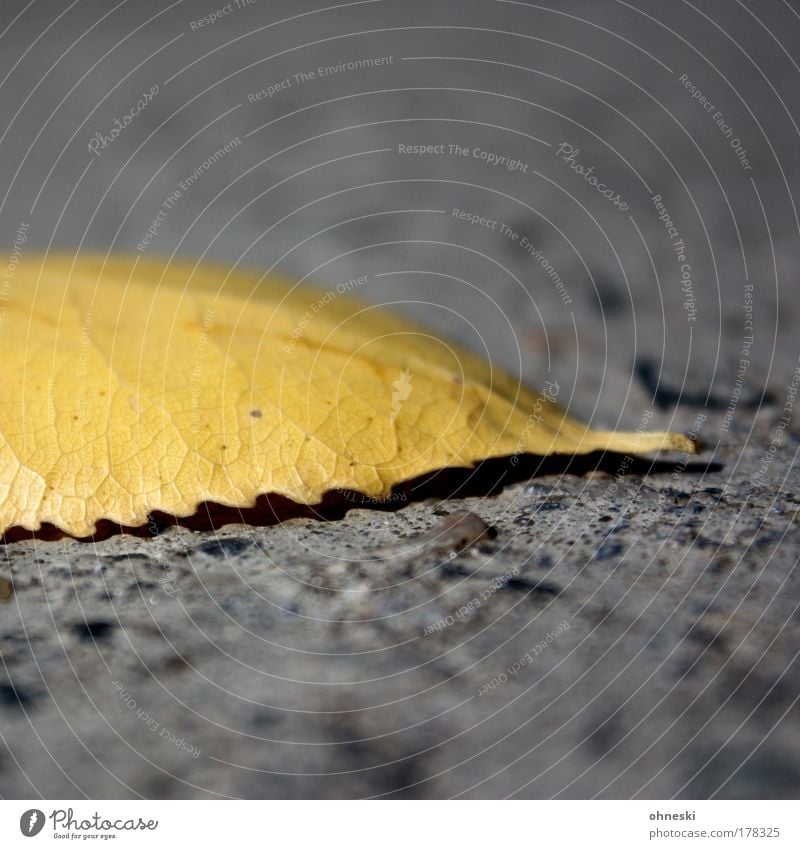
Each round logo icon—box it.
[19,809,45,837]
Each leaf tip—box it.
[662,430,703,454]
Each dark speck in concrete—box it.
[595,541,625,561]
[504,577,561,598]
[0,682,34,710]
[196,537,253,558]
[72,620,115,642]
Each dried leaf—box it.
[0,255,697,537]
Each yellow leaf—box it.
[0,254,697,538]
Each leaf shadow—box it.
[2,451,723,543]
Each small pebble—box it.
[524,483,553,495]
[382,511,496,560]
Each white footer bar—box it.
[1,799,796,847]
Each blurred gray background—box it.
[1,0,799,799]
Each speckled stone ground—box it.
[1,0,799,798]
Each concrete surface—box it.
[0,0,799,798]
